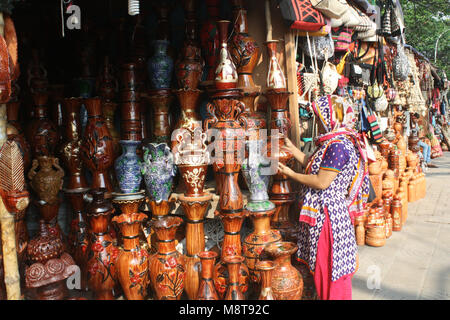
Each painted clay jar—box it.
[265,40,287,92]
[147,89,173,144]
[28,156,64,205]
[80,97,115,192]
[175,20,203,90]
[240,91,266,142]
[102,102,121,159]
[85,188,119,300]
[115,140,142,194]
[223,255,245,300]
[243,208,281,283]
[365,225,386,247]
[148,40,174,89]
[26,92,60,158]
[149,216,186,300]
[141,143,177,202]
[60,97,88,190]
[256,260,275,300]
[265,241,303,300]
[196,251,219,300]
[229,9,260,90]
[215,20,238,90]
[172,88,203,143]
[112,212,149,300]
[120,64,142,142]
[199,0,220,83]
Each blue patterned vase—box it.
[147,40,173,89]
[141,143,177,202]
[114,140,142,194]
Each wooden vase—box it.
[265,40,287,92]
[365,225,386,247]
[256,260,275,300]
[148,89,173,144]
[199,0,220,84]
[215,20,238,90]
[102,101,121,159]
[28,156,64,205]
[223,255,245,300]
[196,251,219,300]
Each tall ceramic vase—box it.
[256,260,275,300]
[214,20,238,90]
[199,0,220,84]
[265,40,287,92]
[196,251,219,300]
[149,216,186,300]
[120,63,142,142]
[112,212,149,300]
[80,97,115,192]
[114,140,142,194]
[223,255,245,300]
[147,90,173,144]
[148,40,174,90]
[85,188,119,300]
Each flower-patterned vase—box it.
[141,143,176,202]
[112,212,149,300]
[86,189,119,300]
[223,255,245,300]
[148,40,174,89]
[215,20,238,90]
[149,216,186,300]
[114,140,142,194]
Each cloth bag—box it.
[279,0,326,31]
[310,0,348,19]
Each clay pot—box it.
[80,97,115,192]
[147,89,173,144]
[240,91,266,141]
[265,40,287,92]
[365,225,386,247]
[149,216,186,300]
[265,241,303,300]
[369,160,382,176]
[229,9,260,90]
[148,40,174,89]
[97,56,118,102]
[172,88,202,138]
[199,0,220,83]
[196,251,219,300]
[112,212,149,300]
[85,189,119,300]
[256,260,275,300]
[215,20,238,90]
[28,156,64,205]
[223,255,245,300]
[391,196,403,230]
[102,102,121,159]
[178,164,208,197]
[115,140,142,194]
[355,222,365,246]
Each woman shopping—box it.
[278,95,370,300]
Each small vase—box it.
[265,40,287,92]
[215,20,238,90]
[149,216,186,300]
[141,143,177,202]
[28,156,64,205]
[148,40,174,89]
[199,0,220,83]
[115,140,142,194]
[265,241,303,300]
[256,260,275,300]
[112,212,149,300]
[196,251,219,300]
[223,255,245,300]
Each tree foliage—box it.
[401,0,450,78]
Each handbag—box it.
[332,26,353,52]
[352,5,372,32]
[321,61,341,94]
[310,0,348,19]
[393,41,410,81]
[336,50,351,74]
[297,18,331,37]
[279,0,326,31]
[298,33,320,102]
[362,101,383,144]
[300,32,334,61]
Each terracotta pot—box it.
[265,241,303,300]
[149,216,186,300]
[85,189,119,300]
[172,88,202,138]
[147,89,173,144]
[369,160,382,175]
[256,260,275,300]
[80,98,115,192]
[265,41,286,92]
[365,225,386,247]
[355,223,365,246]
[178,164,208,197]
[112,212,149,300]
[243,208,281,283]
[240,91,266,141]
[229,9,260,90]
[199,0,220,83]
[223,255,245,300]
[28,156,64,205]
[215,20,238,90]
[196,251,219,300]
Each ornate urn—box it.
[28,156,64,205]
[148,40,174,89]
[115,140,142,194]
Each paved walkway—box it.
[353,152,450,300]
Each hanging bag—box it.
[278,0,326,31]
[310,0,348,19]
[332,26,353,52]
[393,40,410,81]
[362,100,383,144]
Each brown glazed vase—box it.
[256,260,275,300]
[26,92,60,158]
[265,40,287,92]
[243,208,281,283]
[61,98,88,190]
[196,251,219,300]
[215,20,238,90]
[102,101,121,159]
[86,189,119,300]
[80,97,115,192]
[28,156,64,205]
[120,63,142,142]
[229,9,260,90]
[148,89,173,144]
[223,255,245,300]
[199,0,220,83]
[265,242,303,300]
[97,56,118,102]
[149,216,186,300]
[178,164,208,197]
[112,212,150,300]
[241,91,266,142]
[173,89,202,136]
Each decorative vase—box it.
[6,100,31,170]
[141,142,177,203]
[80,97,115,192]
[148,40,174,89]
[215,20,238,90]
[223,255,245,300]
[96,56,118,102]
[256,260,275,300]
[112,212,149,300]
[265,241,303,300]
[229,9,260,90]
[265,40,287,92]
[28,156,64,205]
[120,63,142,142]
[115,140,142,194]
[199,0,220,83]
[196,251,219,300]
[149,216,186,300]
[85,188,119,300]
[172,89,203,143]
[26,92,60,158]
[102,101,121,159]
[61,97,88,190]
[240,91,266,142]
[147,89,173,144]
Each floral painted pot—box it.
[141,143,176,202]
[115,140,142,194]
[147,40,173,89]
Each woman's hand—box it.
[278,162,296,178]
[282,136,308,167]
